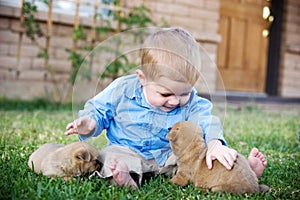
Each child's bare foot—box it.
[248,148,267,178]
[110,157,138,189]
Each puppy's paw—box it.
[170,172,189,186]
[259,184,270,192]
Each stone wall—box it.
[0,5,74,101]
[0,0,299,101]
[279,0,300,97]
[0,0,221,101]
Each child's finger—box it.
[64,129,75,136]
[229,148,238,161]
[65,122,74,130]
[223,153,235,169]
[219,155,232,170]
[206,154,213,169]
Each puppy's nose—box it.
[94,159,103,170]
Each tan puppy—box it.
[28,142,100,180]
[166,121,262,194]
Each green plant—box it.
[67,3,158,85]
[22,0,43,40]
[20,1,164,103]
[72,25,87,41]
[22,0,48,60]
[117,5,155,30]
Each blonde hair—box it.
[141,27,201,85]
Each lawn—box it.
[0,100,299,199]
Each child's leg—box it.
[98,145,159,189]
[110,156,138,189]
[248,148,267,178]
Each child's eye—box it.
[181,93,190,97]
[160,93,173,97]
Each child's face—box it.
[137,70,192,112]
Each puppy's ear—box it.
[166,127,179,140]
[73,147,91,163]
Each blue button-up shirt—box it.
[78,74,226,166]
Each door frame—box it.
[265,0,284,96]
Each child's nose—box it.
[168,96,180,106]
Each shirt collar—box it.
[123,75,152,108]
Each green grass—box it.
[0,101,299,199]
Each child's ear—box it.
[136,69,147,85]
[73,147,91,163]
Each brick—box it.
[17,69,48,81]
[32,57,72,73]
[174,0,205,9]
[21,35,47,47]
[53,24,73,36]
[285,22,298,33]
[280,86,300,97]
[53,73,71,82]
[148,13,172,26]
[285,33,300,44]
[0,68,16,80]
[0,80,56,100]
[79,16,94,27]
[55,13,75,25]
[9,44,40,58]
[202,43,218,54]
[170,15,203,29]
[146,1,156,11]
[295,60,300,70]
[287,0,300,5]
[284,52,300,64]
[36,10,49,22]
[124,0,143,8]
[50,36,73,48]
[155,2,189,17]
[0,18,10,29]
[281,69,300,86]
[285,4,299,16]
[18,57,33,70]
[12,6,21,18]
[0,6,14,17]
[0,55,18,69]
[152,0,173,3]
[0,29,19,43]
[204,0,220,11]
[283,58,296,70]
[189,8,219,20]
[203,20,219,32]
[48,59,72,73]
[10,19,24,32]
[0,43,9,55]
[32,58,46,70]
[286,12,300,24]
[53,48,70,59]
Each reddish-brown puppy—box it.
[167,121,266,194]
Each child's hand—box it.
[206,140,238,170]
[64,117,96,136]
